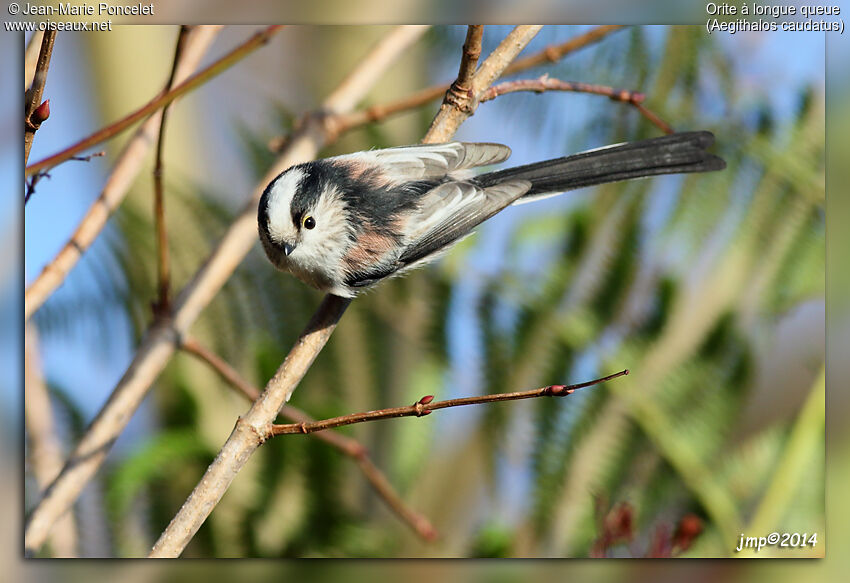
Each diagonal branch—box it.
[179,337,437,541]
[25,26,284,178]
[23,25,430,557]
[180,337,259,401]
[632,103,675,135]
[271,370,629,436]
[24,25,221,321]
[149,24,540,558]
[24,30,57,166]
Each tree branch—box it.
[179,336,437,541]
[271,370,629,436]
[479,75,674,134]
[25,26,284,179]
[152,27,192,315]
[24,26,222,321]
[24,30,56,166]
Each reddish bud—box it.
[32,99,50,124]
[590,502,635,557]
[419,395,434,405]
[672,513,702,552]
[608,502,634,540]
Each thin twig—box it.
[179,336,437,541]
[481,76,646,103]
[152,27,192,315]
[68,151,107,162]
[479,75,674,134]
[24,172,49,204]
[504,25,625,74]
[26,26,284,178]
[271,370,629,436]
[24,152,105,204]
[24,26,222,321]
[315,25,625,143]
[25,30,56,166]
[633,103,675,135]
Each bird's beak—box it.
[283,241,296,256]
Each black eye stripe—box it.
[290,165,323,227]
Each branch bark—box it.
[24,30,56,166]
[179,337,437,541]
[271,370,629,435]
[24,25,222,321]
[25,26,283,178]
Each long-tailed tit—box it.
[258,131,725,297]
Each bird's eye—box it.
[303,215,316,230]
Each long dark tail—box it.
[473,131,725,199]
